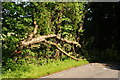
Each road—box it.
[39,63,119,78]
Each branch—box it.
[20,34,81,48]
[56,36,81,47]
[14,34,82,60]
[44,40,82,61]
[20,34,57,47]
[27,21,38,40]
[33,21,38,35]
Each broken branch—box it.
[14,33,82,61]
[56,36,81,47]
[19,34,81,49]
[44,40,81,61]
[20,34,57,47]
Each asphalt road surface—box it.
[40,63,120,78]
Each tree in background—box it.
[83,2,120,62]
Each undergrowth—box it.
[2,59,89,78]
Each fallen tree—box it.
[13,21,82,61]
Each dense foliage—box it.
[2,2,86,71]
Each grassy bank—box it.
[2,59,89,78]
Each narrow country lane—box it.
[36,63,119,79]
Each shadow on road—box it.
[98,62,120,70]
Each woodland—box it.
[2,2,120,78]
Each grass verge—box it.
[2,59,89,78]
